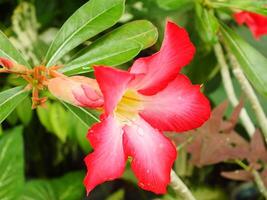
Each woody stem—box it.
[213,42,255,137]
[170,169,196,200]
[225,45,267,144]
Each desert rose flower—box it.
[81,21,211,194]
[234,11,267,39]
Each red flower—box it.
[82,22,211,194]
[234,11,267,39]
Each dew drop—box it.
[137,127,144,136]
[146,169,150,174]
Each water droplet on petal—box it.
[137,127,144,136]
[146,169,150,174]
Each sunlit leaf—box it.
[61,102,99,127]
[62,20,158,75]
[0,31,30,68]
[157,0,193,11]
[45,0,125,66]
[212,0,267,16]
[0,86,29,124]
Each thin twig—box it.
[213,43,255,137]
[235,160,267,199]
[170,169,196,200]
[226,47,267,143]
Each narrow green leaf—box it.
[62,20,158,75]
[61,102,99,127]
[195,3,219,45]
[157,0,193,11]
[0,126,24,200]
[0,31,30,68]
[220,23,267,98]
[212,0,267,16]
[0,87,29,124]
[45,0,125,66]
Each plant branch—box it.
[170,169,196,200]
[235,160,267,199]
[213,42,255,137]
[226,47,267,143]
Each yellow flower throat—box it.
[115,89,143,124]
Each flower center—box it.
[115,89,143,124]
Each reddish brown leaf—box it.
[221,170,253,181]
[248,130,267,163]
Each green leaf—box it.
[195,3,219,45]
[62,20,158,75]
[0,86,29,124]
[0,126,24,200]
[21,171,84,200]
[50,171,84,200]
[50,102,70,142]
[0,31,30,68]
[220,22,267,98]
[212,0,267,16]
[16,97,32,125]
[74,119,92,153]
[62,102,99,127]
[106,189,124,200]
[45,0,125,66]
[157,0,193,11]
[36,101,54,132]
[21,180,56,200]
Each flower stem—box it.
[213,42,255,137]
[226,47,267,144]
[235,160,267,198]
[170,169,196,200]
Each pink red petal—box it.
[140,74,211,132]
[123,117,177,194]
[130,21,195,95]
[234,11,267,39]
[84,116,126,194]
[94,66,134,115]
[0,57,14,69]
[48,76,103,108]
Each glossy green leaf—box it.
[45,0,125,66]
[62,102,99,127]
[157,0,193,10]
[0,31,30,68]
[62,20,158,75]
[212,0,267,15]
[0,126,24,200]
[21,171,84,200]
[220,22,267,97]
[0,87,29,124]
